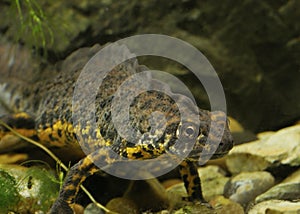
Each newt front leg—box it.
[49,143,166,213]
[178,160,204,202]
[49,152,100,213]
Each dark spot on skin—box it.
[182,174,188,184]
[147,144,154,150]
[81,164,97,175]
[57,129,62,138]
[178,164,185,170]
[15,98,20,109]
[63,188,77,202]
[81,133,89,141]
[103,112,110,121]
[31,135,40,141]
[99,101,106,109]
[193,177,200,185]
[71,177,81,187]
[189,167,198,176]
[144,146,154,155]
[4,114,35,129]
[122,151,128,158]
[132,151,143,159]
[146,149,154,156]
[100,128,106,137]
[49,133,58,142]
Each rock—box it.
[207,156,229,172]
[198,165,230,201]
[72,203,85,214]
[84,203,105,214]
[248,200,300,214]
[0,40,41,84]
[279,0,300,33]
[224,171,275,208]
[161,178,182,189]
[160,195,244,214]
[105,198,139,214]
[256,132,275,140]
[172,203,215,214]
[231,130,258,146]
[228,117,244,132]
[226,152,270,175]
[226,125,300,174]
[210,195,244,214]
[123,179,169,212]
[228,117,257,145]
[165,182,188,209]
[255,169,300,203]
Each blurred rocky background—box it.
[1,0,299,133]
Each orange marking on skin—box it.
[37,121,75,147]
[64,184,76,191]
[12,128,37,138]
[13,112,32,119]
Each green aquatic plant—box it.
[0,170,20,213]
[4,0,89,56]
[10,0,54,54]
[20,160,65,189]
[16,166,59,212]
[0,119,116,213]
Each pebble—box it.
[198,165,230,201]
[106,198,139,214]
[255,169,300,203]
[124,179,169,211]
[248,200,300,214]
[210,195,245,214]
[224,171,275,208]
[226,125,300,174]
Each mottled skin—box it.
[0,45,233,213]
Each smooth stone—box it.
[226,125,300,174]
[166,182,188,209]
[210,195,245,214]
[72,203,84,214]
[248,200,300,214]
[105,198,139,214]
[124,179,169,211]
[172,203,215,214]
[224,171,274,208]
[256,169,300,203]
[198,165,230,201]
[84,203,106,214]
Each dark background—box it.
[1,0,299,132]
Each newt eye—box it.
[179,123,198,140]
[185,126,195,137]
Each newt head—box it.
[167,109,234,163]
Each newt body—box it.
[0,44,233,213]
